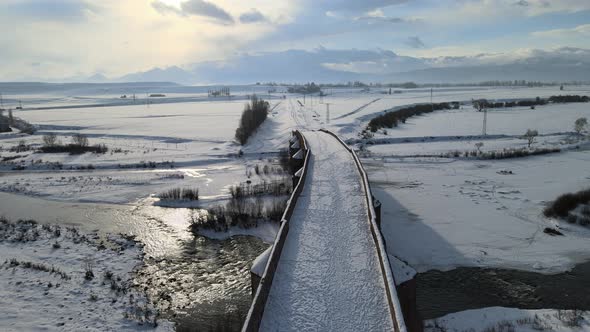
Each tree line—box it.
[473,95,589,110]
[367,102,459,132]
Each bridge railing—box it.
[242,130,311,332]
[319,129,408,332]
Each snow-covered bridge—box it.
[243,130,407,332]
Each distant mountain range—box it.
[15,47,590,85]
[100,47,589,85]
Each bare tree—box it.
[523,129,538,148]
[475,142,484,153]
[72,133,88,147]
[574,117,588,135]
[42,133,58,147]
[473,99,488,112]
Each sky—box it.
[0,0,589,81]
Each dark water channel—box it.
[417,262,590,319]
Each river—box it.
[417,262,590,320]
[0,192,269,331]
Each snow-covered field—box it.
[364,103,589,140]
[355,99,590,274]
[0,101,291,205]
[369,150,590,274]
[1,83,590,330]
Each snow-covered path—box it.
[259,131,395,331]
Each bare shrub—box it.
[475,142,484,153]
[523,129,538,148]
[566,213,578,224]
[159,188,199,201]
[544,188,590,218]
[229,178,291,198]
[72,133,89,147]
[43,133,58,147]
[556,309,584,327]
[575,117,588,134]
[84,261,94,281]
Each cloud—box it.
[354,9,419,24]
[421,47,590,68]
[0,0,99,22]
[151,1,183,16]
[151,0,234,24]
[405,36,425,49]
[514,0,529,6]
[181,0,233,24]
[532,24,590,38]
[501,0,588,16]
[239,9,267,24]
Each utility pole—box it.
[482,108,487,136]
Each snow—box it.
[424,307,590,332]
[364,103,590,140]
[369,148,590,274]
[197,221,279,243]
[0,220,173,331]
[388,254,417,285]
[366,133,581,157]
[344,95,590,275]
[2,84,590,330]
[0,162,251,205]
[260,131,395,332]
[251,247,272,277]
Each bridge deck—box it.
[259,131,395,331]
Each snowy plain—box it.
[1,83,590,330]
[357,100,590,274]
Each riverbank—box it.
[0,191,273,330]
[0,218,174,331]
[425,307,590,332]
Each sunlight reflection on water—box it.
[0,192,268,331]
